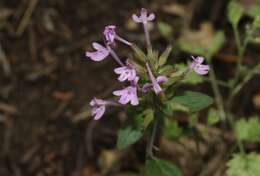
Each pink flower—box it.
[103,25,116,44]
[90,97,119,120]
[103,25,132,46]
[86,42,109,61]
[189,56,210,75]
[90,98,107,120]
[145,63,167,95]
[132,8,155,24]
[142,75,168,93]
[113,86,139,106]
[132,8,155,47]
[114,65,137,82]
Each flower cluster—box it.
[86,8,209,120]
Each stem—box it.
[238,139,245,155]
[203,78,230,88]
[227,63,260,111]
[106,45,124,66]
[115,35,132,46]
[143,23,152,51]
[226,26,249,125]
[146,62,163,95]
[146,115,158,158]
[208,60,226,121]
[232,27,245,87]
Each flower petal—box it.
[147,13,155,21]
[92,106,106,120]
[194,65,209,75]
[92,42,105,50]
[113,89,124,96]
[195,56,204,64]
[142,83,152,93]
[114,66,126,74]
[86,50,109,61]
[132,14,142,23]
[118,94,130,105]
[156,76,168,84]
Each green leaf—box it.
[184,71,204,85]
[143,109,154,129]
[207,108,221,125]
[253,16,260,28]
[117,126,143,149]
[131,44,147,62]
[228,1,244,27]
[147,48,159,70]
[171,91,213,112]
[158,65,175,76]
[165,100,190,113]
[178,39,206,56]
[158,22,173,39]
[145,158,182,176]
[158,46,172,66]
[164,119,183,140]
[207,31,226,57]
[227,153,260,176]
[127,59,146,75]
[178,30,225,58]
[235,117,260,142]
[247,5,260,18]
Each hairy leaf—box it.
[145,158,182,176]
[171,91,213,112]
[227,153,260,176]
[117,126,142,149]
[228,1,243,27]
[235,117,260,142]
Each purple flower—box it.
[145,63,167,95]
[114,64,137,82]
[142,75,168,93]
[90,97,119,120]
[103,25,132,46]
[113,85,139,106]
[90,98,107,120]
[86,42,109,61]
[132,8,155,47]
[132,8,155,24]
[103,25,116,44]
[189,56,210,75]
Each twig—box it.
[0,102,18,115]
[0,43,12,76]
[16,0,39,36]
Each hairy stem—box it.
[143,23,152,51]
[107,45,124,66]
[146,115,158,158]
[208,60,226,121]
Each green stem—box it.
[238,139,245,155]
[208,60,226,121]
[226,26,249,123]
[229,63,260,102]
[146,115,158,158]
[231,26,250,88]
[203,78,230,88]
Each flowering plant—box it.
[85,8,213,174]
